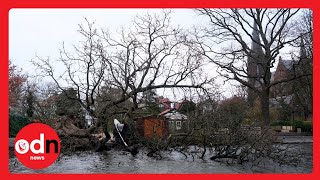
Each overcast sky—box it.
[9,8,297,100]
[9,9,202,73]
[9,9,229,100]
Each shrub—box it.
[270,120,292,126]
[9,112,29,137]
[271,120,313,132]
[303,121,313,132]
[295,120,312,132]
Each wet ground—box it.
[9,143,312,174]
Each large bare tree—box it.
[291,9,313,120]
[197,8,312,126]
[32,11,210,136]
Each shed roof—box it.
[164,111,188,120]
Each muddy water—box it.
[9,144,312,174]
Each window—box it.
[176,121,181,130]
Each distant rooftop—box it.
[281,60,295,70]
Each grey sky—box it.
[9,9,201,73]
[9,8,228,100]
[9,8,297,100]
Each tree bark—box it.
[260,89,270,126]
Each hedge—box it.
[294,120,312,132]
[270,120,292,126]
[271,120,312,132]
[9,112,29,137]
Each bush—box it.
[9,112,29,137]
[294,120,304,128]
[270,120,292,126]
[303,121,313,132]
[271,120,313,132]
[295,120,312,132]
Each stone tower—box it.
[247,20,264,106]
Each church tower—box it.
[247,20,264,106]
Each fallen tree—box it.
[31,12,210,144]
[51,116,100,152]
[56,117,95,138]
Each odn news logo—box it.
[14,123,60,170]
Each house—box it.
[270,56,297,99]
[159,109,188,135]
[134,115,169,139]
[269,95,293,108]
[136,96,190,136]
[157,97,191,134]
[273,57,295,82]
[246,21,312,121]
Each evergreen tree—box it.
[141,89,160,114]
[178,100,196,114]
[26,88,35,118]
[55,88,82,117]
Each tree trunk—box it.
[260,89,270,126]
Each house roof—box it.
[269,95,293,107]
[164,111,188,120]
[158,97,171,103]
[174,100,189,110]
[281,60,295,70]
[159,109,171,116]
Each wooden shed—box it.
[135,115,169,139]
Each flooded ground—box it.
[9,143,312,174]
